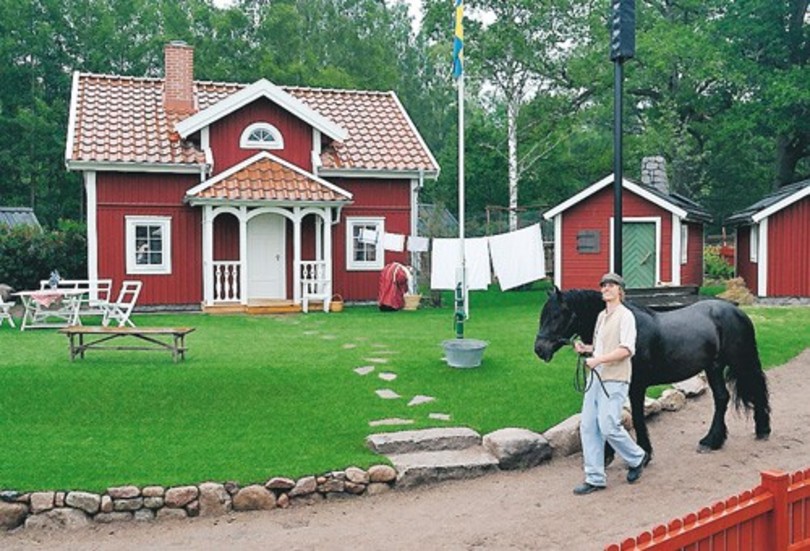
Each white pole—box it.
[458,75,468,319]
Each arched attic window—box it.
[240,122,284,150]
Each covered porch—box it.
[185,151,353,312]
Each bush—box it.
[0,220,87,290]
[703,245,734,280]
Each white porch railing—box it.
[213,261,241,302]
[300,260,331,313]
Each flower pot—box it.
[441,338,488,368]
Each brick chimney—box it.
[163,41,195,114]
[641,156,669,194]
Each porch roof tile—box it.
[195,156,349,203]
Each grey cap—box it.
[600,272,626,289]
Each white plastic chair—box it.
[85,279,113,316]
[102,281,142,327]
[300,261,331,313]
[0,296,15,328]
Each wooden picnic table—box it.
[58,326,195,363]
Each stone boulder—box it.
[674,375,708,397]
[25,508,90,531]
[659,389,687,411]
[0,502,28,531]
[232,485,276,511]
[483,428,552,470]
[198,483,231,517]
[543,414,582,457]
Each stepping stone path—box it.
[365,358,389,364]
[342,343,357,349]
[354,366,375,376]
[378,372,397,381]
[375,389,401,399]
[407,395,435,406]
[320,334,337,340]
[429,413,451,421]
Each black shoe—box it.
[627,452,649,484]
[573,482,605,495]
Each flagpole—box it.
[453,0,467,338]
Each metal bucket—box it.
[441,339,488,368]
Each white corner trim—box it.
[175,79,347,142]
[85,171,98,283]
[752,185,810,223]
[757,218,768,297]
[671,214,682,285]
[65,71,80,163]
[553,214,562,289]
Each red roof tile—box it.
[69,74,438,175]
[192,155,350,203]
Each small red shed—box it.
[726,178,810,298]
[543,172,711,290]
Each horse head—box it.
[534,286,579,362]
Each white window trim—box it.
[749,224,759,263]
[346,217,384,271]
[239,122,284,150]
[680,223,688,264]
[125,216,172,275]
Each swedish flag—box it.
[452,0,463,79]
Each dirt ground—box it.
[5,349,810,550]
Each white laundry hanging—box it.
[430,237,491,290]
[382,232,405,252]
[488,224,546,291]
[407,235,429,252]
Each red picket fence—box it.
[605,468,810,550]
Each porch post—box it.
[323,207,333,297]
[293,207,302,304]
[202,205,214,305]
[239,206,248,305]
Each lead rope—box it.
[572,340,611,399]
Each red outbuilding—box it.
[726,178,810,298]
[65,42,439,311]
[543,172,711,290]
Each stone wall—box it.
[0,465,397,532]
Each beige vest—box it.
[593,303,635,382]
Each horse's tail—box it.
[723,307,771,437]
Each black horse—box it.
[534,288,771,461]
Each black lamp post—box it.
[610,0,635,276]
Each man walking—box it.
[572,272,648,495]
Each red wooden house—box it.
[726,178,810,298]
[543,173,711,290]
[65,42,439,311]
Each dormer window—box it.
[240,122,284,150]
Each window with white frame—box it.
[680,223,688,264]
[239,122,284,150]
[346,217,384,270]
[749,224,759,262]
[125,216,172,274]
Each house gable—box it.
[175,78,347,143]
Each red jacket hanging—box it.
[378,262,411,311]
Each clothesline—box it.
[373,224,547,292]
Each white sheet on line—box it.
[488,224,546,291]
[382,232,405,252]
[407,235,429,252]
[430,237,491,290]
[359,228,378,244]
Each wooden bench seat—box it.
[59,326,195,363]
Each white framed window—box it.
[239,122,284,150]
[125,216,172,275]
[680,223,688,264]
[749,224,759,262]
[346,217,384,271]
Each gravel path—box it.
[5,349,810,550]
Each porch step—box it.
[367,427,500,487]
[203,301,303,315]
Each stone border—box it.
[0,377,706,533]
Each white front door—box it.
[247,214,286,300]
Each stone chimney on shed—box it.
[641,156,669,195]
[163,41,195,114]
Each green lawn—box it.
[1,284,807,492]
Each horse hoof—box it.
[756,433,770,441]
[696,444,713,454]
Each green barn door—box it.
[622,223,656,288]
